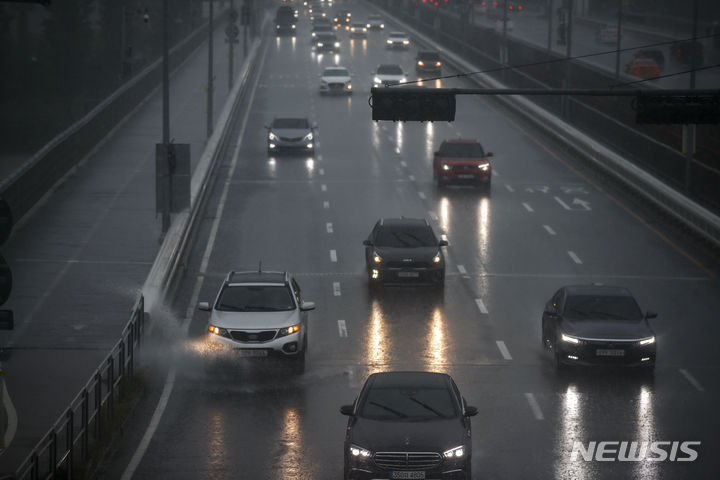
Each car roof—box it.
[443,138,480,144]
[378,217,430,228]
[417,50,440,57]
[226,270,288,285]
[562,284,634,297]
[367,371,452,389]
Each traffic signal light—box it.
[371,87,456,122]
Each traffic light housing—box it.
[371,87,456,122]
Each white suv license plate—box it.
[398,271,420,278]
[596,349,625,357]
[391,472,425,480]
[235,349,268,357]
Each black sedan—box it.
[541,284,657,370]
[340,371,477,480]
[363,218,448,287]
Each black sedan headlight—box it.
[348,444,373,460]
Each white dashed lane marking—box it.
[525,393,545,420]
[323,201,329,209]
[330,250,337,262]
[326,222,334,234]
[543,225,557,235]
[679,369,705,392]
[338,320,348,337]
[496,341,513,360]
[568,251,583,264]
[333,282,341,296]
[457,265,467,274]
[522,202,534,212]
[475,298,488,314]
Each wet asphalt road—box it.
[94,3,720,479]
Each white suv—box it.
[198,270,315,367]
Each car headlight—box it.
[442,164,451,171]
[312,32,316,36]
[561,333,580,344]
[277,324,300,337]
[639,336,656,346]
[386,39,393,44]
[374,76,382,84]
[373,251,382,263]
[349,444,372,458]
[208,325,230,338]
[346,83,352,90]
[303,132,314,141]
[268,132,279,141]
[334,41,340,47]
[317,42,324,47]
[402,39,409,44]
[366,23,371,28]
[292,24,296,29]
[381,24,384,28]
[478,164,489,170]
[400,77,407,83]
[418,60,425,66]
[432,252,442,264]
[443,446,465,458]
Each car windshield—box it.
[418,52,440,61]
[375,226,437,247]
[439,142,486,157]
[324,68,349,77]
[215,285,296,312]
[563,295,643,320]
[377,65,403,75]
[389,32,406,38]
[369,15,382,20]
[272,118,309,129]
[317,34,336,41]
[360,387,458,420]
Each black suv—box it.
[341,371,477,480]
[363,218,448,287]
[415,50,442,75]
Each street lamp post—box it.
[161,0,171,234]
[207,0,214,139]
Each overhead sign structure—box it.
[635,94,720,125]
[371,87,456,122]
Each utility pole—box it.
[207,0,215,139]
[161,0,171,234]
[684,0,699,192]
[229,0,235,90]
[614,0,623,83]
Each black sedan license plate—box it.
[398,271,419,277]
[596,349,625,357]
[391,472,425,480]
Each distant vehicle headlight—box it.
[386,39,393,44]
[432,252,442,264]
[317,42,324,47]
[400,77,407,83]
[402,39,409,44]
[443,446,465,458]
[639,336,655,346]
[366,23,371,28]
[442,164,451,171]
[268,132,279,141]
[374,76,382,84]
[334,41,340,47]
[208,325,230,338]
[418,60,425,66]
[373,251,382,263]
[561,333,580,344]
[478,164,489,170]
[292,24,296,29]
[303,132,314,141]
[346,83,353,90]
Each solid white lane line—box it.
[338,320,348,337]
[333,282,341,296]
[679,369,705,392]
[522,202,534,212]
[496,341,513,360]
[568,251,583,264]
[525,393,545,420]
[543,225,557,235]
[475,298,488,314]
[457,265,467,274]
[505,184,515,192]
[321,184,327,192]
[326,222,334,234]
[418,192,426,200]
[323,200,330,209]
[330,250,337,262]
[409,174,416,181]
[121,368,177,480]
[428,211,438,221]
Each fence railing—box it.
[14,295,145,480]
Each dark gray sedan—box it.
[541,284,657,370]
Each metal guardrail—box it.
[14,296,145,480]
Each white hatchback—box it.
[320,66,353,95]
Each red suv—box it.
[433,139,493,189]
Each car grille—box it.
[230,330,277,343]
[279,136,303,142]
[374,452,443,470]
[329,83,345,89]
[386,261,429,269]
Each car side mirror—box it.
[363,239,373,246]
[645,310,658,319]
[434,151,439,155]
[464,406,478,417]
[544,301,557,316]
[301,301,316,311]
[438,240,448,247]
[198,301,211,311]
[486,151,494,157]
[340,405,354,416]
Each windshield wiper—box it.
[240,305,281,311]
[589,311,627,320]
[369,401,407,418]
[407,396,444,417]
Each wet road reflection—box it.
[424,308,448,372]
